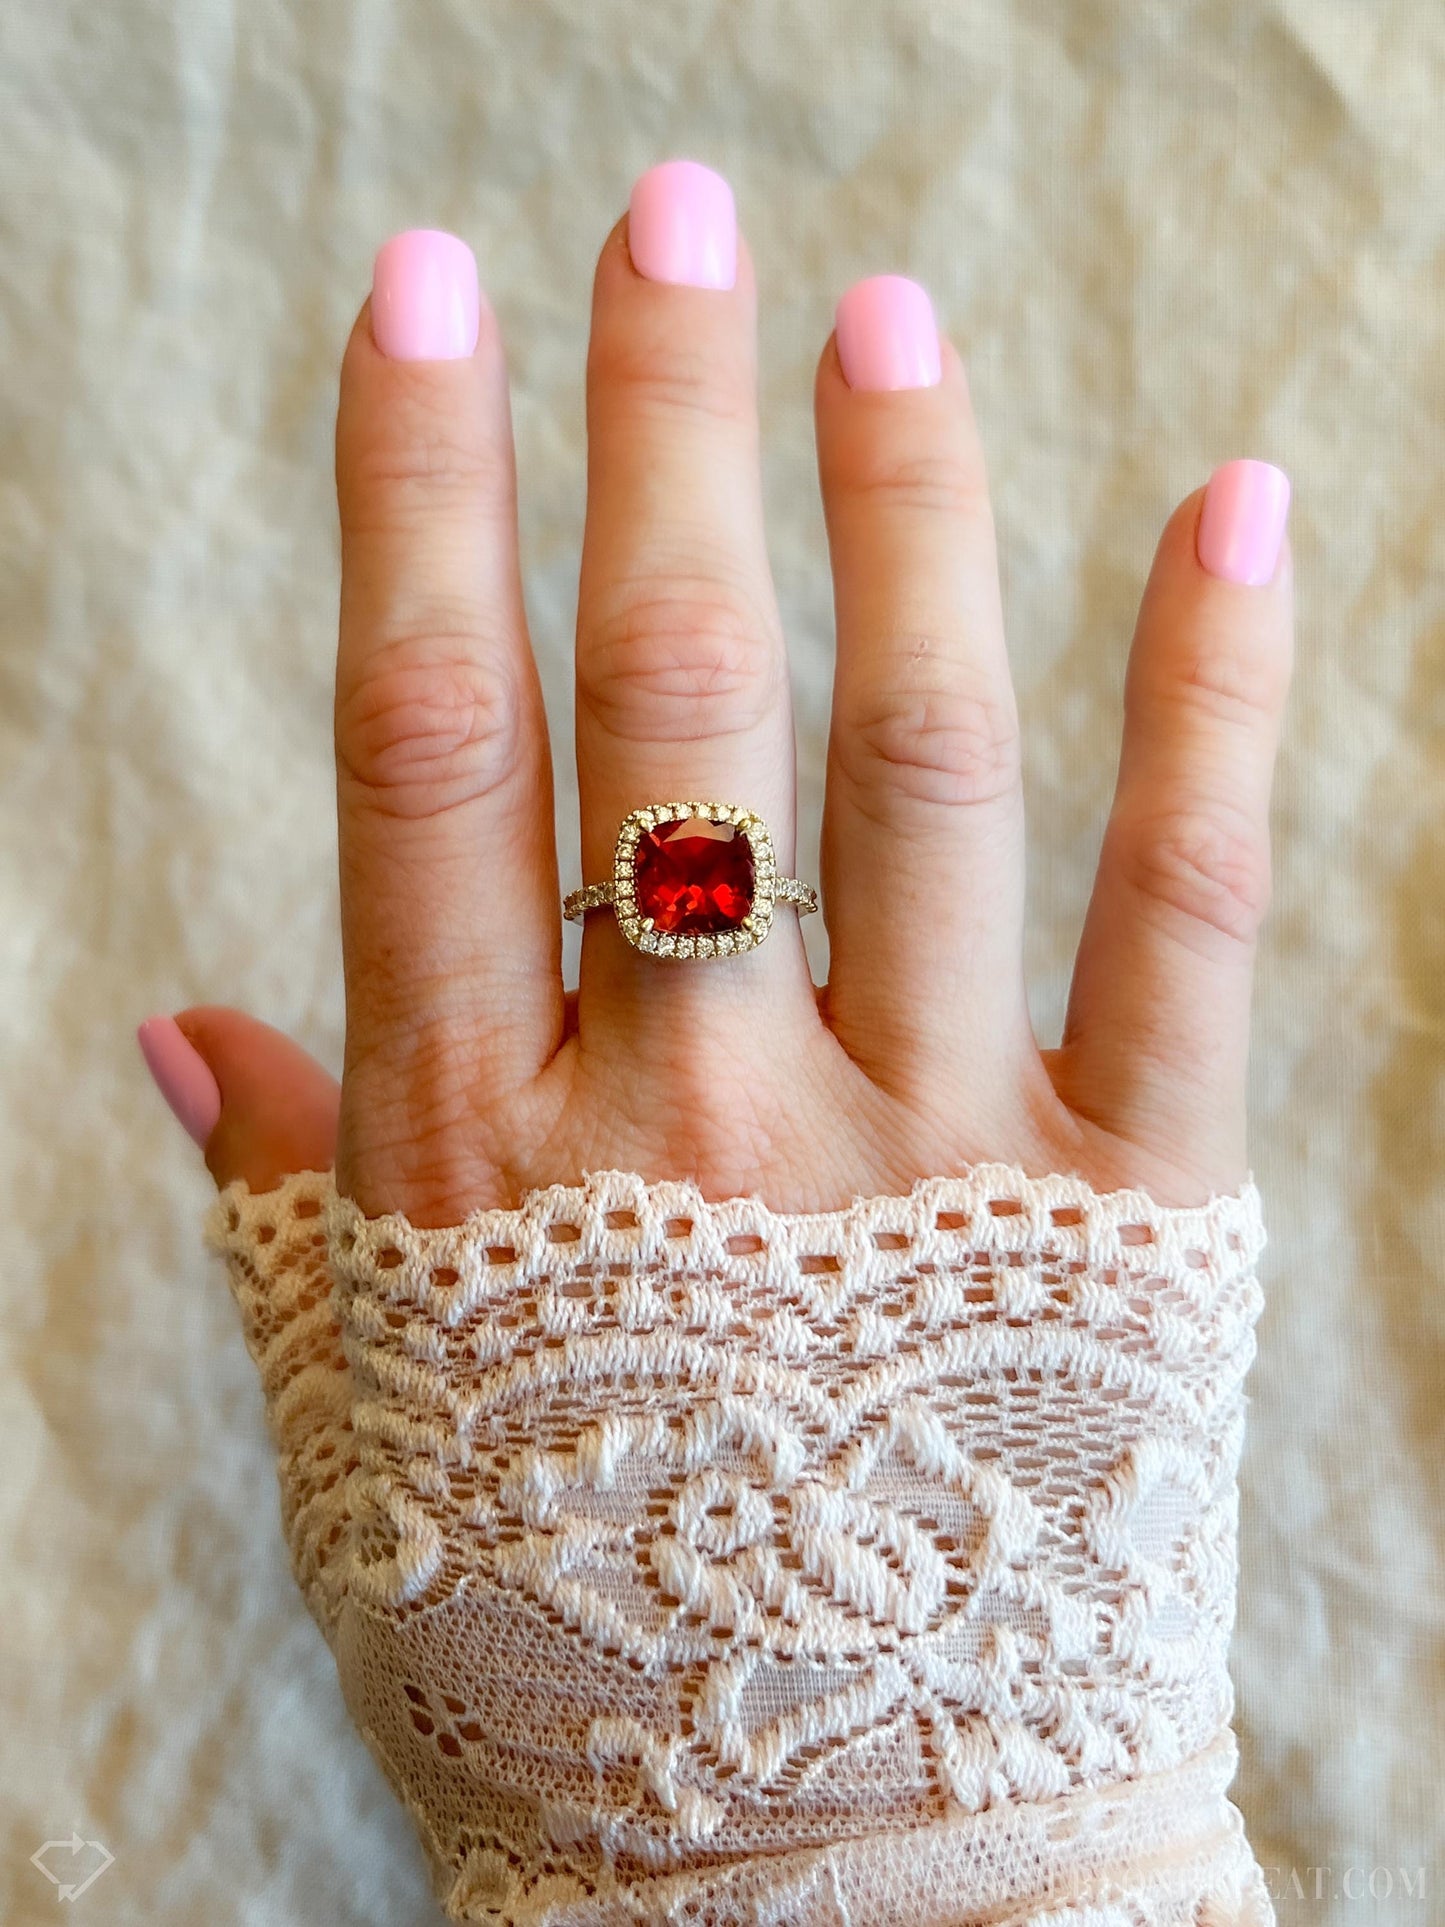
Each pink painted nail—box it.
[1197,459,1291,586]
[627,160,737,291]
[137,1015,222,1148]
[371,229,480,361]
[835,275,942,392]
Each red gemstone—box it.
[633,815,755,934]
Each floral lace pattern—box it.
[208,1164,1273,1926]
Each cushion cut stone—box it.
[633,815,755,934]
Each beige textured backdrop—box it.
[2,2,1440,1922]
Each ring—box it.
[563,801,819,959]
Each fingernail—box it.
[371,228,480,361]
[1197,459,1291,586]
[835,275,942,392]
[627,160,737,291]
[137,1015,222,1148]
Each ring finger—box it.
[814,278,1033,1106]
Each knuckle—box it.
[838,445,992,523]
[341,403,513,531]
[1123,801,1273,947]
[580,580,780,745]
[1148,623,1293,731]
[841,673,1020,811]
[589,333,754,433]
[336,631,520,819]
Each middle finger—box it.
[574,163,814,1025]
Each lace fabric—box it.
[207,1164,1274,1926]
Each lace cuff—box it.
[207,1164,1273,1926]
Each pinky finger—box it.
[1056,462,1292,1196]
[139,1007,340,1192]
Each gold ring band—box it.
[563,801,818,960]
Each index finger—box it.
[334,231,563,1224]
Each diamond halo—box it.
[563,800,817,960]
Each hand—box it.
[140,163,1292,1222]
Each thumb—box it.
[143,1007,355,1642]
[137,1006,339,1191]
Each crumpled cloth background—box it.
[2,2,1440,1922]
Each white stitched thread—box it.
[207,1165,1274,1927]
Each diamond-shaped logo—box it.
[30,1832,115,1902]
